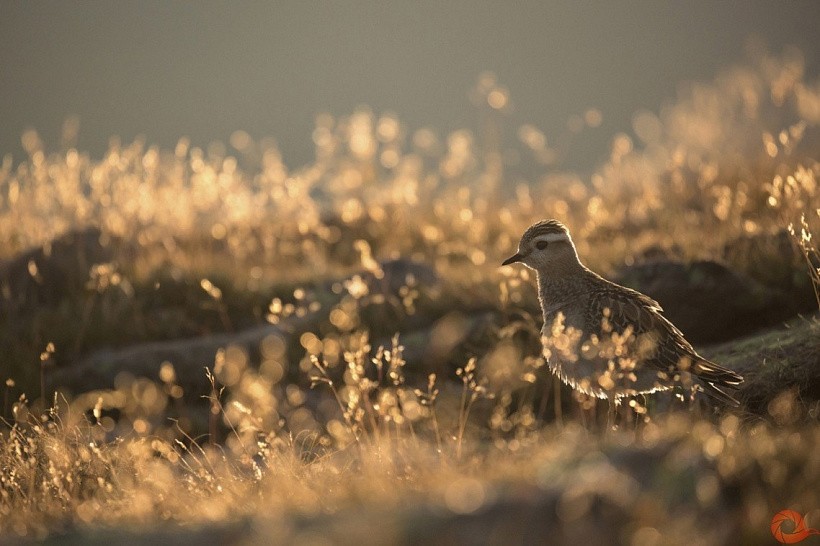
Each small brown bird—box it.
[503,219,743,406]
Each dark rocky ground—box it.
[4,227,811,419]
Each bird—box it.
[502,219,743,408]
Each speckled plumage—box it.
[504,219,743,405]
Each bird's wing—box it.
[583,282,695,373]
[584,283,677,339]
[584,282,744,403]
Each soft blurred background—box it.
[2,1,818,171]
[1,2,819,545]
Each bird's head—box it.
[502,219,580,272]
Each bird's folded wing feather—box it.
[584,284,695,372]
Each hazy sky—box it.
[1,1,818,170]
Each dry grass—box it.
[1,47,820,544]
[1,348,818,544]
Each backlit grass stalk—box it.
[788,213,820,309]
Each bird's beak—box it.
[502,253,523,266]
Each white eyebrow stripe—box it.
[535,233,569,244]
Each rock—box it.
[0,228,113,315]
[702,314,820,417]
[614,259,795,344]
[723,229,818,318]
[48,314,321,399]
[369,258,439,294]
[48,259,440,398]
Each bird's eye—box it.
[536,240,549,250]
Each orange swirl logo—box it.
[771,510,820,544]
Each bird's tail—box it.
[692,358,744,407]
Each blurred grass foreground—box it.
[1,48,820,545]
